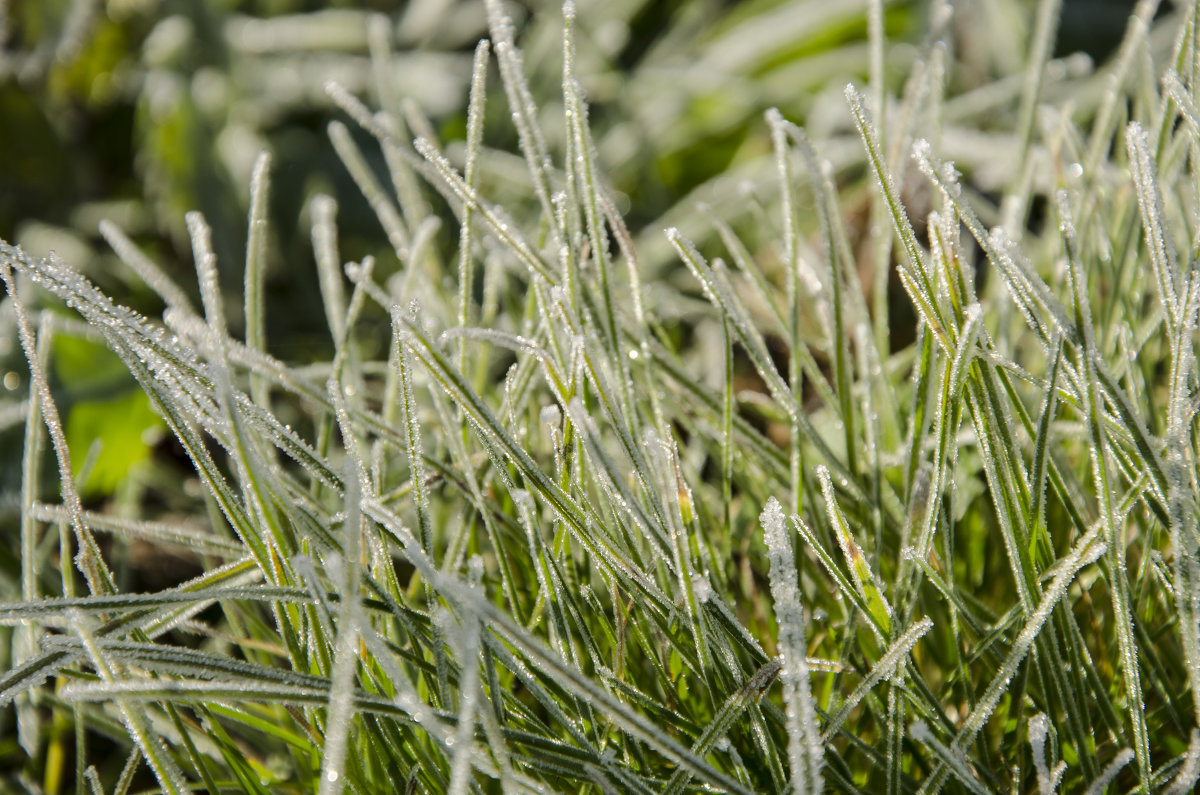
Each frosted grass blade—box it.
[0,261,115,595]
[328,119,410,259]
[456,39,489,369]
[821,617,933,743]
[244,150,272,406]
[761,498,822,794]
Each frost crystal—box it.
[1028,713,1065,795]
[760,497,823,793]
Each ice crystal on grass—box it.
[1028,713,1066,795]
[761,497,822,794]
[1083,749,1134,795]
[1166,730,1200,795]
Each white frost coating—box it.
[0,256,115,596]
[310,194,347,345]
[455,36,489,371]
[440,326,548,361]
[760,497,823,793]
[908,721,930,743]
[1028,713,1065,795]
[1165,272,1200,730]
[668,226,797,422]
[391,316,432,553]
[327,120,409,259]
[1126,121,1181,326]
[447,594,483,795]
[912,139,962,199]
[1083,749,1134,795]
[540,404,561,428]
[1166,730,1200,795]
[483,0,559,244]
[912,138,935,178]
[931,1,953,29]
[319,392,366,795]
[244,151,271,357]
[186,212,226,339]
[71,611,190,795]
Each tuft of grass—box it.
[2,1,1200,793]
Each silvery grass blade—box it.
[915,140,1172,525]
[761,498,822,794]
[0,585,311,623]
[660,658,783,795]
[787,119,877,439]
[910,720,991,795]
[317,401,367,795]
[707,251,841,420]
[648,341,790,482]
[766,108,808,510]
[1028,712,1067,795]
[789,510,887,639]
[563,1,622,379]
[28,504,237,558]
[1012,0,1064,191]
[365,17,430,226]
[0,258,116,596]
[483,0,561,248]
[188,211,296,578]
[42,636,331,690]
[60,679,451,725]
[846,86,949,347]
[327,119,410,260]
[243,151,271,406]
[413,136,554,282]
[1165,730,1200,795]
[455,38,489,370]
[911,140,1072,350]
[310,193,348,346]
[816,465,893,638]
[697,202,788,333]
[1127,120,1182,328]
[1083,749,1135,795]
[1029,333,1064,551]
[1083,0,1161,178]
[98,220,196,317]
[14,309,48,760]
[1164,274,1200,724]
[322,81,456,222]
[0,246,279,569]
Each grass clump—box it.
[2,0,1200,792]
